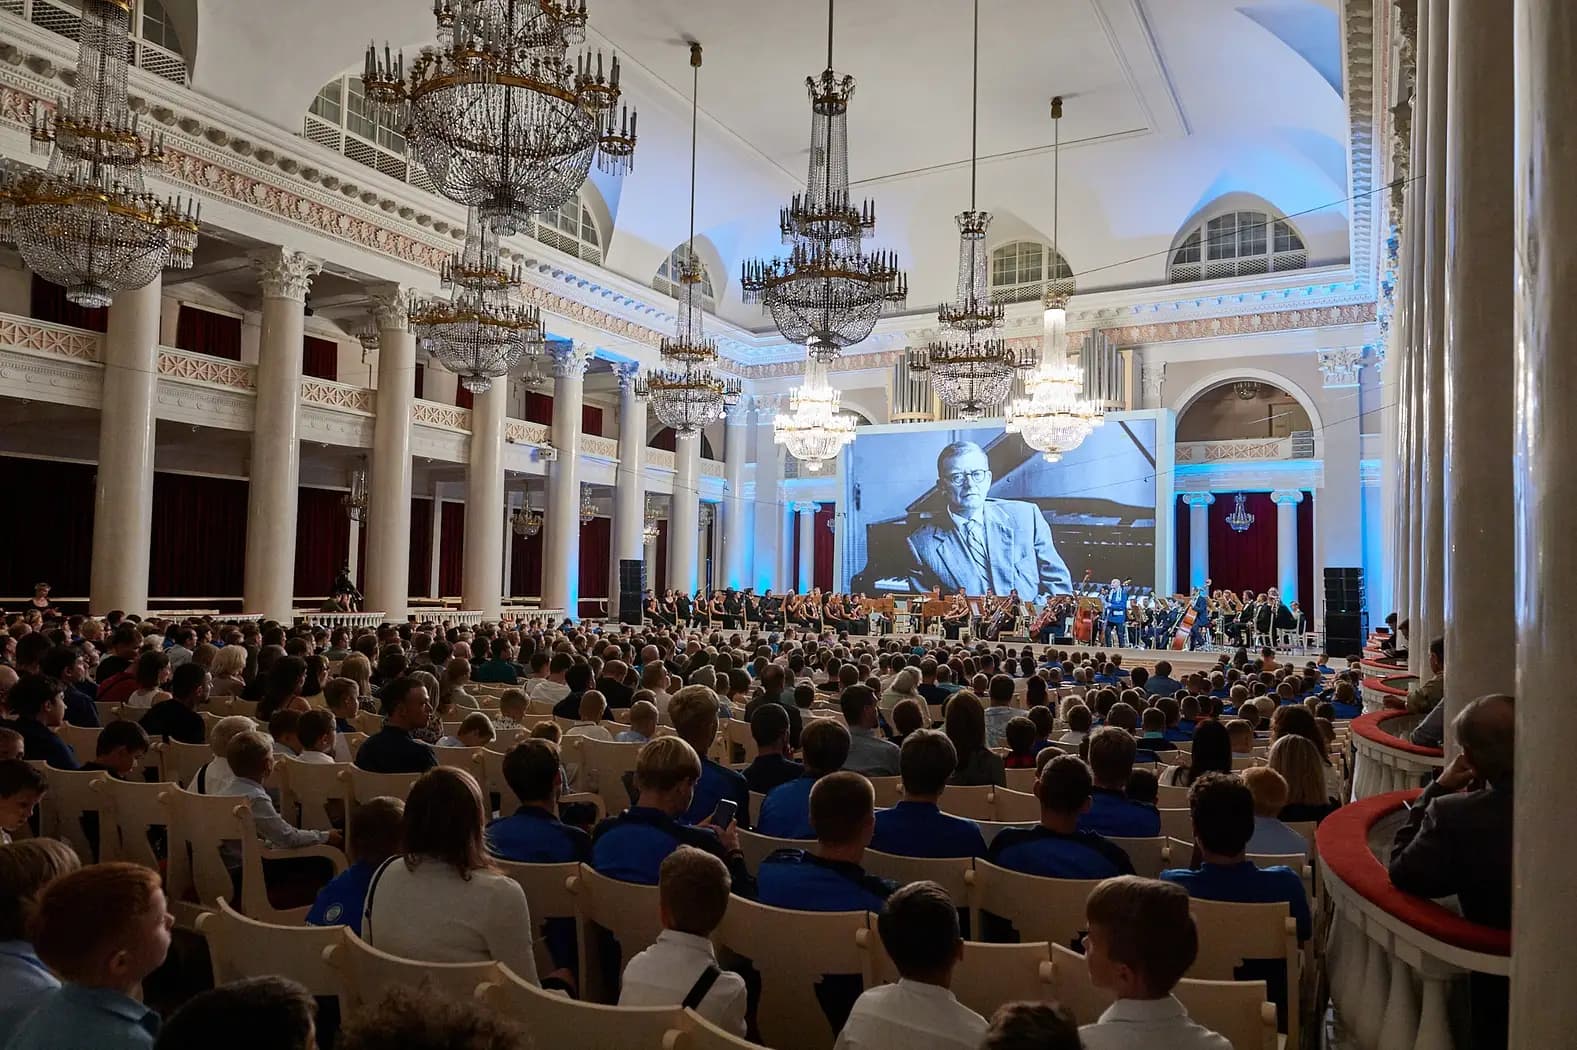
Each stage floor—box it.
[1018,643,1229,678]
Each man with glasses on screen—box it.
[903,441,1073,601]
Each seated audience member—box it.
[870,730,987,859]
[836,881,988,1050]
[122,651,171,710]
[1389,694,1514,1050]
[1225,718,1256,755]
[591,737,750,890]
[334,988,527,1050]
[0,729,21,763]
[1078,728,1161,838]
[306,796,404,934]
[945,691,1006,787]
[890,698,926,747]
[1059,703,1093,746]
[1405,638,1444,716]
[983,674,1018,750]
[486,739,590,864]
[472,638,522,685]
[1242,767,1310,856]
[7,675,77,769]
[205,645,247,700]
[292,709,338,765]
[1079,876,1231,1050]
[669,685,752,829]
[139,663,209,746]
[363,768,538,982]
[1267,735,1339,823]
[1161,719,1234,788]
[841,684,901,777]
[267,710,304,759]
[563,692,613,741]
[354,677,439,774]
[550,664,599,721]
[5,863,172,1050]
[39,646,98,728]
[221,731,342,860]
[757,719,851,840]
[154,976,316,1050]
[616,699,659,744]
[0,838,81,1036]
[618,846,748,1036]
[193,715,258,795]
[79,721,150,779]
[1126,766,1158,806]
[741,703,803,796]
[439,711,497,749]
[528,653,573,706]
[1003,716,1039,769]
[494,688,529,732]
[988,754,1134,879]
[980,1002,1084,1050]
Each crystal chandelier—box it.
[579,483,597,524]
[775,359,857,473]
[907,0,1030,420]
[410,207,546,392]
[342,463,369,523]
[633,43,739,434]
[1226,492,1256,533]
[1233,380,1262,401]
[363,0,636,235]
[741,0,907,363]
[0,0,198,307]
[1007,96,1102,460]
[642,497,662,544]
[698,503,715,529]
[511,505,543,537]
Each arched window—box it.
[989,241,1074,304]
[529,198,603,265]
[19,0,186,83]
[652,246,716,310]
[305,74,410,181]
[1169,209,1307,283]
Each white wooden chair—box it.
[567,863,663,1004]
[1107,836,1169,878]
[478,964,682,1047]
[965,860,1100,949]
[974,818,1036,846]
[735,829,815,875]
[158,740,217,787]
[661,1009,763,1050]
[35,766,110,863]
[937,783,996,821]
[578,737,644,816]
[862,929,1051,1023]
[277,757,350,831]
[91,776,169,869]
[197,898,344,994]
[493,858,581,983]
[339,767,422,853]
[55,723,102,760]
[1187,897,1302,1048]
[866,776,903,808]
[323,928,502,1016]
[860,850,974,931]
[1003,767,1037,794]
[990,787,1040,823]
[1159,806,1193,841]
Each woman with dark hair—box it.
[1270,703,1343,799]
[944,691,1005,787]
[1025,674,1049,712]
[257,656,308,722]
[301,654,329,700]
[362,767,539,982]
[1160,718,1233,786]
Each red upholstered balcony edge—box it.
[1362,674,1410,697]
[1352,709,1443,757]
[1316,789,1511,956]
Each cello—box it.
[1170,587,1204,650]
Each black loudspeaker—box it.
[1323,567,1366,614]
[618,559,646,625]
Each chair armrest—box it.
[260,843,349,874]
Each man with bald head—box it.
[902,440,1073,600]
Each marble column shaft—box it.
[607,366,646,617]
[722,399,752,590]
[542,344,590,615]
[1272,490,1304,605]
[796,502,818,594]
[1182,493,1214,589]
[668,432,701,597]
[363,287,415,622]
[461,380,505,619]
[752,404,783,592]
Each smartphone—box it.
[709,798,738,829]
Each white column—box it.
[607,364,646,617]
[796,502,819,594]
[1443,0,1515,720]
[1406,0,1431,665]
[542,343,591,615]
[363,286,416,622]
[644,529,660,587]
[1271,490,1304,605]
[668,432,701,597]
[722,397,753,589]
[780,503,796,595]
[428,488,443,598]
[1181,493,1214,590]
[242,248,320,620]
[752,398,783,592]
[461,380,506,619]
[502,490,520,600]
[1512,0,1577,1042]
[89,276,161,615]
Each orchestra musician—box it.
[1104,579,1129,648]
[722,589,743,629]
[942,589,973,640]
[708,590,726,625]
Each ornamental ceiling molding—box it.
[1341,0,1383,291]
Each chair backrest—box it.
[1156,782,1191,808]
[966,860,1100,949]
[567,863,663,1004]
[478,964,683,1047]
[93,701,123,725]
[1107,836,1168,879]
[493,858,580,981]
[341,731,368,760]
[1282,820,1318,855]
[162,786,246,913]
[55,723,102,760]
[863,930,1051,1024]
[578,737,645,816]
[197,899,344,995]
[324,928,502,1017]
[223,698,260,720]
[1003,767,1036,794]
[353,711,384,735]
[861,849,973,917]
[435,745,487,774]
[713,895,871,1050]
[36,766,109,863]
[974,818,1035,846]
[937,783,996,821]
[736,829,816,875]
[990,786,1040,823]
[867,776,903,808]
[91,777,170,869]
[477,746,521,816]
[722,718,758,764]
[1159,806,1193,841]
[1186,897,1300,1047]
[341,767,422,805]
[662,1008,761,1050]
[278,757,351,831]
[159,740,217,787]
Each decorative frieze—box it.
[158,348,255,390]
[1317,347,1365,388]
[0,315,102,362]
[411,399,471,432]
[301,378,373,413]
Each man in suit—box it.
[1389,693,1514,1050]
[903,441,1073,600]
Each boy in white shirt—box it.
[563,691,613,742]
[438,711,497,749]
[294,708,339,764]
[619,846,748,1035]
[835,881,987,1050]
[1079,876,1231,1050]
[616,699,659,744]
[980,1003,1083,1050]
[493,688,529,732]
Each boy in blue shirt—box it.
[306,796,404,934]
[757,719,849,839]
[1078,728,1161,838]
[990,753,1135,880]
[485,738,591,864]
[670,685,753,830]
[870,729,987,859]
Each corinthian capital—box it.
[251,248,322,303]
[368,284,419,332]
[551,341,595,379]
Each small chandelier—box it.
[741,0,907,363]
[0,0,199,308]
[698,503,715,529]
[634,43,739,434]
[775,358,856,473]
[511,506,543,537]
[911,0,1029,420]
[410,207,546,392]
[342,464,369,523]
[579,484,597,524]
[1226,492,1256,533]
[1233,380,1262,401]
[363,0,636,235]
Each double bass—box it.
[1171,587,1205,650]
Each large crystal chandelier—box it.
[774,360,857,473]
[634,43,739,434]
[741,0,907,363]
[410,207,546,392]
[578,483,597,523]
[511,505,543,537]
[908,0,1030,420]
[641,497,661,543]
[363,0,636,235]
[0,0,198,307]
[1006,96,1103,460]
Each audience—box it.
[1241,767,1309,856]
[617,699,659,744]
[981,1002,1084,1050]
[1266,735,1339,823]
[139,664,209,746]
[355,677,439,774]
[757,719,850,839]
[1078,728,1161,837]
[306,796,404,934]
[988,754,1134,878]
[485,739,590,864]
[870,730,986,859]
[668,685,752,829]
[7,675,76,769]
[0,838,81,1036]
[741,703,803,795]
[944,692,1005,787]
[153,976,315,1050]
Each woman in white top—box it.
[123,650,172,709]
[362,767,539,983]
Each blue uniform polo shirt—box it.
[682,759,754,830]
[306,861,377,934]
[756,774,818,839]
[985,825,1136,880]
[1077,788,1161,838]
[870,800,986,859]
[486,806,591,864]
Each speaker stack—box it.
[618,559,646,625]
[1322,567,1367,657]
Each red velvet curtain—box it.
[409,497,433,597]
[438,501,465,596]
[524,392,553,425]
[813,504,835,592]
[654,519,669,592]
[648,428,715,458]
[0,456,95,600]
[456,384,474,411]
[294,487,350,600]
[175,306,241,360]
[578,516,611,617]
[1298,496,1314,613]
[510,528,543,598]
[1174,495,1191,595]
[414,364,426,400]
[302,336,338,381]
[149,472,248,606]
[1206,492,1278,595]
[31,276,107,332]
[582,405,603,437]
